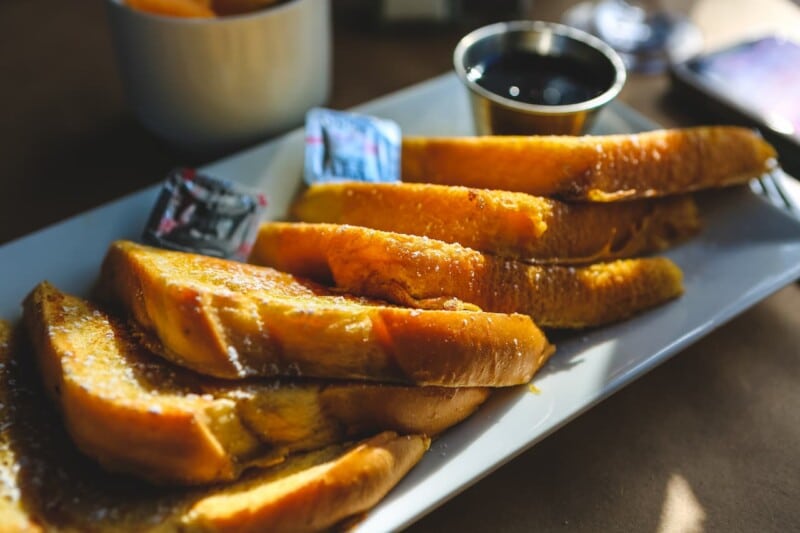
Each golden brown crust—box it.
[0,317,181,533]
[3,315,432,532]
[401,126,776,200]
[318,384,487,437]
[183,432,429,533]
[23,282,269,485]
[98,241,552,385]
[252,222,684,328]
[0,340,427,533]
[21,282,488,485]
[290,182,700,262]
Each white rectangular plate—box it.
[2,73,800,532]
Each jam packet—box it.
[143,168,267,261]
[304,108,401,184]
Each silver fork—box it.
[750,169,800,219]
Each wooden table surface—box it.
[2,0,800,531]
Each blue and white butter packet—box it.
[304,108,401,185]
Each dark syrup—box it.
[472,51,613,106]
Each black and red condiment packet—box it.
[143,168,267,261]
[144,110,400,260]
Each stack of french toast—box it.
[0,126,775,532]
[252,126,775,327]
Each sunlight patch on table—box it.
[657,473,706,533]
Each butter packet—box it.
[143,168,267,261]
[304,108,401,184]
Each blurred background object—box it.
[107,0,331,154]
[563,0,703,73]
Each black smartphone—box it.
[670,36,800,176]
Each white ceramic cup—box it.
[107,0,331,153]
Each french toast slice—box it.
[0,325,428,531]
[401,126,776,200]
[251,222,685,328]
[291,182,700,262]
[98,241,553,384]
[182,431,426,532]
[22,282,488,485]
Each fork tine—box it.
[767,170,800,218]
[763,169,800,218]
[754,171,800,219]
[751,176,767,196]
[758,174,785,209]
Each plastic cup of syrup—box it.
[454,21,626,135]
